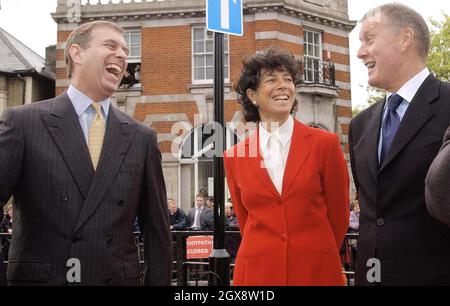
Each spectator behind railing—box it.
[0,204,12,234]
[187,194,213,231]
[349,199,360,232]
[224,201,239,231]
[168,199,188,231]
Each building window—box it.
[192,26,229,83]
[178,123,239,210]
[303,30,322,82]
[120,30,141,89]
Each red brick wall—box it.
[54,17,353,152]
[323,32,349,47]
[336,105,352,118]
[141,26,191,95]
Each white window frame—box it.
[124,30,141,64]
[192,26,230,84]
[303,30,323,82]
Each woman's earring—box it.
[252,100,257,106]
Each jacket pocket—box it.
[7,261,51,282]
[124,261,141,279]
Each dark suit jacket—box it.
[169,208,188,230]
[425,126,450,227]
[187,206,213,230]
[0,92,172,286]
[349,74,450,285]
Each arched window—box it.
[178,123,240,211]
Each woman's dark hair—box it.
[233,46,300,122]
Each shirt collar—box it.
[259,115,294,151]
[386,67,430,103]
[67,84,111,119]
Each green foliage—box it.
[427,14,450,82]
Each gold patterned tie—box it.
[88,102,105,170]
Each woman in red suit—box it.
[224,46,349,286]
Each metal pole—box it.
[208,31,230,286]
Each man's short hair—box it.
[361,3,430,59]
[64,21,125,78]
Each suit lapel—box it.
[41,93,94,199]
[379,75,438,172]
[282,120,312,196]
[365,100,385,181]
[245,129,280,198]
[73,106,137,234]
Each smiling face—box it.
[357,15,406,92]
[70,26,129,101]
[246,68,296,125]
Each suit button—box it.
[281,234,287,241]
[276,199,282,205]
[61,194,69,203]
[377,218,385,226]
[117,199,124,206]
[107,237,114,245]
[104,276,113,285]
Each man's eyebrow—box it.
[104,39,129,54]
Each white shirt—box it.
[67,85,110,144]
[377,68,430,161]
[259,116,294,194]
[193,206,203,229]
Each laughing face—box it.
[246,68,296,125]
[357,15,405,92]
[70,26,128,101]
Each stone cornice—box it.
[52,0,356,32]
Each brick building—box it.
[52,0,356,212]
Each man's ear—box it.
[68,44,83,65]
[246,88,256,104]
[399,27,414,52]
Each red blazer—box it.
[224,119,349,286]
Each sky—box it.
[0,0,449,107]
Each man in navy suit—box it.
[350,3,450,285]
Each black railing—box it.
[1,231,357,286]
[297,59,336,86]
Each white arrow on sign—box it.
[220,0,237,30]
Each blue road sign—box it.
[207,0,243,36]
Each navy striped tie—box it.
[380,94,403,166]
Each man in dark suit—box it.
[0,21,172,285]
[425,126,450,227]
[350,4,450,285]
[187,194,213,231]
[168,199,188,230]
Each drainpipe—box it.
[15,73,27,106]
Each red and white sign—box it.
[186,235,214,259]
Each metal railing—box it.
[1,231,357,286]
[298,58,336,86]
